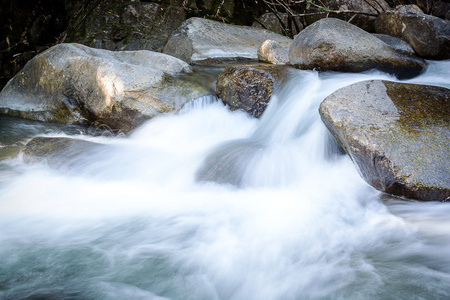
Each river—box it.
[0,61,449,299]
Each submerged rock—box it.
[0,43,208,131]
[375,5,450,59]
[216,65,287,118]
[21,136,100,168]
[319,80,450,201]
[289,18,427,79]
[196,140,264,186]
[163,17,292,64]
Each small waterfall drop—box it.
[0,62,449,299]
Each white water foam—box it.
[0,64,449,299]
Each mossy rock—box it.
[375,6,450,59]
[216,64,288,118]
[319,80,450,201]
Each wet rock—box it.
[258,40,290,65]
[304,0,391,32]
[216,65,287,118]
[196,140,263,186]
[64,1,187,52]
[0,43,208,131]
[375,5,450,59]
[21,136,100,168]
[319,80,450,201]
[289,18,427,79]
[252,13,303,36]
[163,17,292,64]
[372,33,415,55]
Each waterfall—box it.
[0,61,449,299]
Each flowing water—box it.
[0,61,449,300]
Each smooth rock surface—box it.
[163,17,292,64]
[289,18,427,79]
[319,80,450,201]
[257,40,290,65]
[372,33,415,55]
[375,6,450,59]
[0,43,208,130]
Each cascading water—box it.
[0,61,449,300]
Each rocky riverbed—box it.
[1,5,449,201]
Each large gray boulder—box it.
[0,43,208,131]
[319,80,450,202]
[216,65,287,118]
[375,5,450,59]
[163,17,292,64]
[64,1,187,52]
[289,18,427,79]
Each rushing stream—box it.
[0,61,449,299]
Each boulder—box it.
[288,18,427,79]
[216,65,287,118]
[163,17,292,64]
[21,136,100,168]
[0,43,208,131]
[375,5,450,59]
[257,40,290,65]
[319,80,450,202]
[252,12,303,36]
[372,33,415,55]
[64,1,187,52]
[304,0,391,32]
[434,0,450,19]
